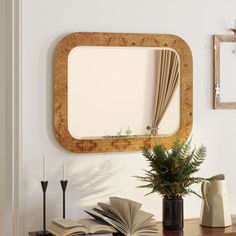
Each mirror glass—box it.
[220,42,236,102]
[67,46,180,138]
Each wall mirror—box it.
[54,32,192,153]
[68,46,180,138]
[213,34,236,109]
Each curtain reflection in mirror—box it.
[150,50,179,135]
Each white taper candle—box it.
[63,164,65,180]
[43,155,46,181]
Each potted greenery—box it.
[136,138,206,230]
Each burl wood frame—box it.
[54,32,192,153]
[213,34,236,109]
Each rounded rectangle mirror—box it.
[54,32,192,153]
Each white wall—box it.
[22,0,236,235]
[0,0,6,234]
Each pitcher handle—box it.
[201,180,211,211]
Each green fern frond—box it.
[136,137,206,199]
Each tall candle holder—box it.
[60,180,68,219]
[36,181,52,236]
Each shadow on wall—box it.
[55,157,124,220]
[68,158,120,199]
[25,157,123,233]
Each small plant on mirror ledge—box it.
[136,137,206,231]
[103,126,152,138]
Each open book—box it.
[47,218,117,236]
[85,197,161,236]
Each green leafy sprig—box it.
[136,138,206,199]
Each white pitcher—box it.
[200,174,232,227]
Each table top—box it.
[158,218,236,236]
[29,219,236,236]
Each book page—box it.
[132,210,154,232]
[85,197,160,236]
[109,197,142,234]
[93,207,126,228]
[78,218,117,234]
[98,202,127,224]
[85,209,128,235]
[52,218,80,229]
[133,220,160,236]
[47,223,89,236]
[133,230,161,236]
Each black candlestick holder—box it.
[36,181,52,236]
[60,180,68,219]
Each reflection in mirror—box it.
[68,47,180,138]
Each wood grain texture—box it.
[157,218,236,236]
[29,219,236,236]
[213,34,236,109]
[54,32,193,153]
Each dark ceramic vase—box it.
[163,197,183,230]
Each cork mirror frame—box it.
[54,32,192,153]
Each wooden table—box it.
[158,219,236,236]
[29,219,236,236]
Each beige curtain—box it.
[151,50,179,135]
